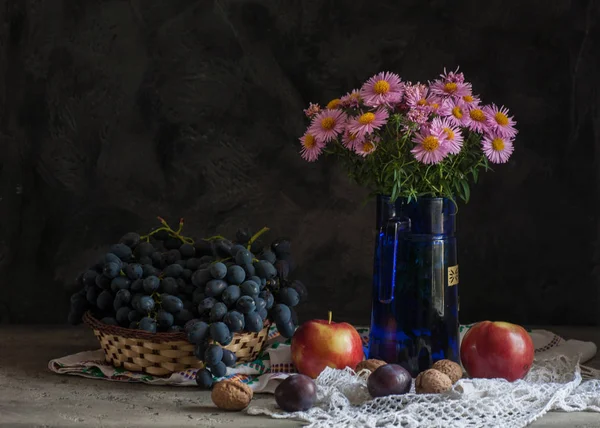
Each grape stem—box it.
[140,216,195,245]
[328,311,332,324]
[247,226,270,250]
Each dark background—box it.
[1,0,599,326]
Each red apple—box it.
[291,312,364,379]
[460,321,534,382]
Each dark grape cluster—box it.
[68,219,307,388]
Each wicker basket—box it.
[83,311,271,376]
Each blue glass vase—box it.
[368,195,460,377]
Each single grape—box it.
[95,274,112,290]
[179,243,195,259]
[235,296,256,314]
[97,290,114,311]
[271,238,291,257]
[128,309,144,322]
[150,251,162,266]
[82,270,98,287]
[279,287,300,307]
[124,263,143,280]
[103,262,121,279]
[226,265,245,285]
[259,290,274,309]
[210,302,228,322]
[276,319,296,339]
[260,250,277,265]
[182,294,195,306]
[209,262,227,280]
[174,308,194,324]
[101,317,119,326]
[195,368,214,389]
[181,269,193,282]
[253,297,266,311]
[138,295,155,312]
[209,361,227,378]
[235,249,253,266]
[278,252,297,271]
[130,278,144,293]
[274,260,290,280]
[210,322,232,345]
[221,349,237,368]
[274,374,316,412]
[156,309,175,329]
[205,279,227,298]
[204,344,223,366]
[199,255,215,265]
[368,364,411,397]
[197,297,217,315]
[142,264,159,278]
[166,249,182,264]
[139,317,157,333]
[134,242,155,258]
[187,321,209,344]
[244,312,263,333]
[103,252,123,266]
[164,237,183,250]
[258,308,268,320]
[143,276,160,293]
[161,277,179,295]
[110,243,133,261]
[221,285,241,307]
[223,310,245,333]
[161,294,184,313]
[235,228,252,244]
[111,276,131,292]
[229,243,247,258]
[242,263,256,277]
[272,303,291,324]
[113,289,132,310]
[250,239,263,254]
[289,280,308,303]
[192,288,206,305]
[240,280,259,297]
[163,264,183,278]
[116,307,131,325]
[191,269,212,287]
[185,258,202,271]
[86,286,100,305]
[254,260,276,279]
[184,318,202,333]
[119,232,141,248]
[214,239,233,258]
[194,343,207,360]
[176,278,187,292]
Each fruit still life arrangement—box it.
[68,217,307,379]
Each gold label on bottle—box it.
[448,265,459,286]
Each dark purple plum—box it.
[274,374,317,412]
[367,364,412,398]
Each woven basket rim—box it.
[83,311,272,343]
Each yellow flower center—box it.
[347,132,357,141]
[358,112,376,125]
[469,108,486,122]
[443,127,455,140]
[422,136,439,152]
[362,141,376,153]
[491,137,505,151]
[326,99,341,109]
[430,102,440,111]
[321,117,335,130]
[350,92,361,100]
[373,80,390,95]
[444,82,457,93]
[451,106,463,119]
[304,134,316,149]
[494,112,509,126]
[417,98,427,106]
[463,95,474,103]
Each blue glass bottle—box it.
[368,195,460,377]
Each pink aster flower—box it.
[354,135,380,157]
[406,107,430,126]
[303,102,321,119]
[482,134,514,164]
[464,106,490,134]
[459,94,481,111]
[404,83,430,109]
[360,71,404,107]
[341,128,365,150]
[346,108,389,138]
[340,89,362,108]
[308,109,347,143]
[429,69,472,99]
[440,98,468,127]
[439,67,466,84]
[411,129,449,165]
[483,104,517,138]
[299,131,324,162]
[431,117,463,155]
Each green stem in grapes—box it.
[247,226,270,249]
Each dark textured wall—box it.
[1,0,599,325]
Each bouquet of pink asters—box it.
[298,68,518,202]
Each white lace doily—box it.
[248,356,600,428]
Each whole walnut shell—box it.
[431,359,463,384]
[356,359,387,374]
[415,369,453,394]
[211,380,253,411]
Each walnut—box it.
[211,380,253,411]
[356,359,387,374]
[415,369,453,394]
[431,359,463,384]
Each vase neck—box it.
[376,195,456,235]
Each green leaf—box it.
[472,167,479,183]
[461,180,470,203]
